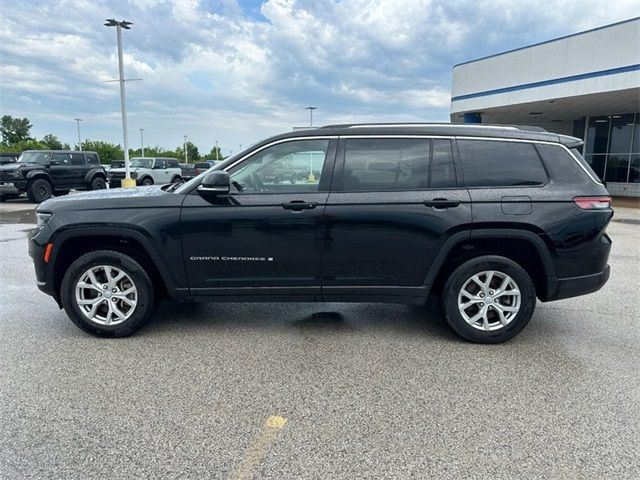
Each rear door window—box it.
[166,158,180,168]
[457,140,548,187]
[341,138,429,190]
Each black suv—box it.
[29,124,612,343]
[0,150,107,203]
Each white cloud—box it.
[0,0,637,152]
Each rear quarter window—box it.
[535,144,598,184]
[457,140,548,187]
[85,153,100,165]
[166,159,180,168]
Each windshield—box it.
[130,158,153,168]
[18,152,51,164]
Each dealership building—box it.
[451,17,640,197]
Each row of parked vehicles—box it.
[0,150,218,203]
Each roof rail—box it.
[319,122,547,133]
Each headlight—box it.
[11,169,23,178]
[36,212,53,228]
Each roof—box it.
[268,123,583,147]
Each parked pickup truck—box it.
[108,157,183,187]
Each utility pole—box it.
[305,106,317,127]
[104,19,136,187]
[183,135,188,163]
[139,128,144,156]
[215,140,219,161]
[74,118,83,151]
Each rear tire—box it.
[60,250,157,337]
[171,176,183,184]
[26,178,53,203]
[141,177,153,186]
[90,177,107,190]
[442,255,536,343]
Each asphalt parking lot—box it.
[1,198,639,479]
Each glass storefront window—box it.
[605,154,630,182]
[630,155,640,183]
[633,114,640,154]
[608,114,635,153]
[586,116,611,155]
[585,154,607,180]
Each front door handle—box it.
[281,200,317,211]
[423,198,460,209]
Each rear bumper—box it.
[543,265,610,301]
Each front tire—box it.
[60,250,156,337]
[442,255,536,343]
[26,178,53,203]
[90,177,107,190]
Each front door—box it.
[322,136,472,298]
[181,138,337,297]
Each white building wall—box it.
[451,18,640,114]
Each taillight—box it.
[573,196,611,210]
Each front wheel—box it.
[442,255,536,343]
[60,250,157,337]
[90,177,107,190]
[26,178,53,203]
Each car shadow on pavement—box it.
[144,295,457,341]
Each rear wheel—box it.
[90,177,107,190]
[26,178,52,203]
[442,255,536,343]
[141,177,153,186]
[171,175,183,184]
[60,250,157,337]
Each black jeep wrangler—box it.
[0,150,107,203]
[29,124,612,343]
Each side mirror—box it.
[198,171,230,195]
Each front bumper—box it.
[28,227,59,303]
[543,265,610,301]
[0,181,26,194]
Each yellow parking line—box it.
[230,415,288,480]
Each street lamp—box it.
[139,128,144,156]
[104,18,135,187]
[305,106,317,127]
[215,140,219,161]
[183,135,188,163]
[74,118,82,151]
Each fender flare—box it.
[423,228,556,286]
[48,226,188,299]
[84,168,106,185]
[25,170,52,183]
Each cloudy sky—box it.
[1,0,638,154]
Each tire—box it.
[0,194,6,203]
[141,177,153,186]
[60,250,157,337]
[54,190,70,197]
[90,177,107,190]
[26,178,53,203]
[442,255,536,344]
[171,176,183,184]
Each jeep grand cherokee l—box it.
[29,124,612,343]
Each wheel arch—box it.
[25,170,52,183]
[49,228,186,305]
[425,228,556,300]
[84,169,107,185]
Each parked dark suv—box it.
[0,150,107,203]
[29,124,612,342]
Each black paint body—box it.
[29,125,612,307]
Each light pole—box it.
[74,118,82,151]
[139,128,144,156]
[183,135,188,163]
[305,106,317,127]
[215,140,219,161]
[105,18,134,187]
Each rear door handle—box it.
[281,200,317,211]
[423,198,460,209]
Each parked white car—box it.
[107,157,183,187]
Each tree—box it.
[204,145,225,161]
[0,115,33,145]
[175,141,200,163]
[41,133,63,150]
[81,140,124,164]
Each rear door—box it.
[322,136,472,299]
[69,153,87,187]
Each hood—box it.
[0,163,24,172]
[37,185,175,213]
